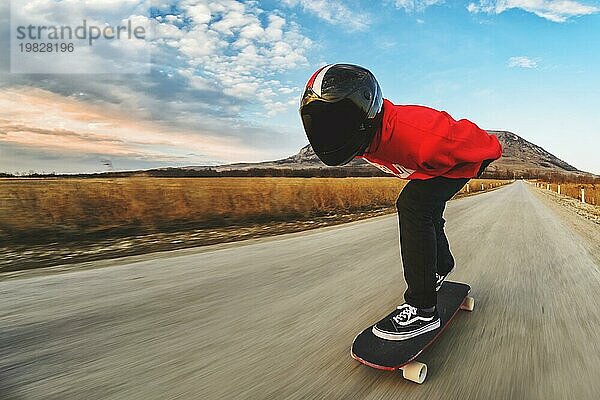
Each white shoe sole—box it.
[372,318,441,341]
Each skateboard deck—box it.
[351,281,472,383]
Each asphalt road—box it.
[2,181,600,399]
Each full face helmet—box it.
[299,64,383,166]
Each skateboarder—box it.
[299,64,502,341]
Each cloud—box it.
[155,1,311,110]
[507,56,539,68]
[282,0,369,31]
[0,87,268,168]
[0,1,313,172]
[394,0,445,12]
[3,1,312,114]
[467,0,600,22]
[9,0,152,73]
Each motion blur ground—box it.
[2,181,600,399]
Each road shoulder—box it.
[529,184,600,265]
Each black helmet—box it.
[299,64,383,166]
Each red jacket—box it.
[358,99,502,179]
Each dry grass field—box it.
[0,177,511,244]
[535,182,600,206]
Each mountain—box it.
[481,130,581,176]
[208,130,587,178]
[202,143,369,172]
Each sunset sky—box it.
[1,0,599,174]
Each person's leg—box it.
[396,177,469,309]
[433,203,454,276]
[396,184,438,309]
[373,176,469,341]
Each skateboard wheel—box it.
[401,362,427,384]
[460,296,475,312]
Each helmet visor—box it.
[300,98,364,155]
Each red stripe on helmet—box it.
[306,65,328,89]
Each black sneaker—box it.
[372,303,441,341]
[435,267,454,291]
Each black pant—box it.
[396,176,469,308]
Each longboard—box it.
[351,281,473,384]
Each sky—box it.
[0,0,599,174]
